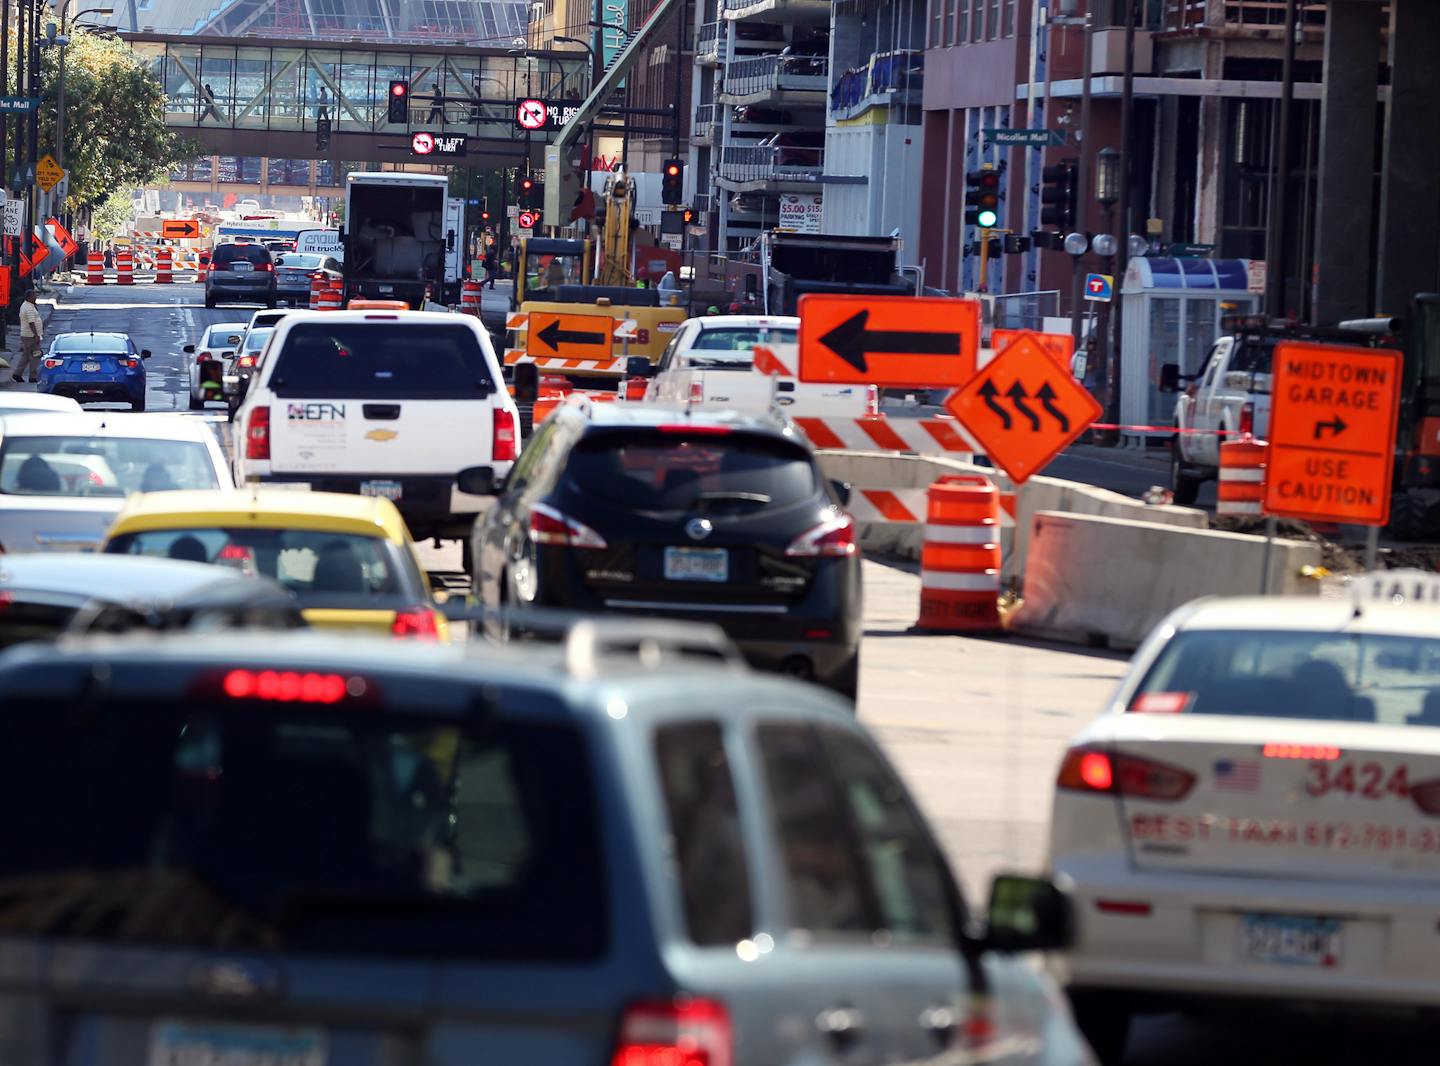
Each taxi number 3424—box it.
[1305,761,1410,800]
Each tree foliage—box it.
[35,29,200,209]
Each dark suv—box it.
[205,242,277,309]
[471,402,863,697]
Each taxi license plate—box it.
[82,361,101,372]
[148,1020,326,1066]
[664,546,728,582]
[1240,914,1342,967]
[360,479,402,501]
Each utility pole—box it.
[1264,0,1299,319]
[1105,0,1137,439]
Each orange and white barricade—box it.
[916,474,1002,633]
[115,248,134,285]
[531,387,569,424]
[308,275,329,308]
[86,251,105,285]
[1217,436,1267,517]
[314,282,344,311]
[459,280,483,315]
[154,246,173,284]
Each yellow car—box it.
[101,489,450,640]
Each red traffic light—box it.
[480,210,490,221]
[390,81,408,97]
[521,177,534,191]
[665,163,681,177]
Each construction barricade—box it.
[308,276,328,308]
[459,280,483,315]
[115,248,134,286]
[154,246,173,284]
[1217,436,1267,517]
[313,282,344,311]
[916,474,1002,633]
[86,252,104,285]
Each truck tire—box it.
[1387,492,1430,542]
[1170,436,1204,506]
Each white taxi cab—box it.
[1048,592,1440,1062]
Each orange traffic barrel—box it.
[460,279,483,314]
[314,282,343,311]
[917,474,1002,632]
[196,251,209,282]
[154,245,173,284]
[308,275,328,308]
[1218,435,1267,517]
[85,251,104,285]
[115,248,134,286]
[531,387,568,424]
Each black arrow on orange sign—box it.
[1036,381,1069,432]
[536,319,607,353]
[1007,381,1040,431]
[1313,413,1348,440]
[978,379,1011,429]
[817,309,961,373]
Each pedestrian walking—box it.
[104,242,114,269]
[484,244,499,289]
[11,289,43,385]
[197,83,221,123]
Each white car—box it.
[1048,595,1440,1061]
[0,412,232,553]
[183,321,247,410]
[232,309,517,554]
[0,393,82,417]
[645,315,876,416]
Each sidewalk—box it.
[0,279,72,369]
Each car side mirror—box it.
[1159,362,1181,393]
[140,349,152,359]
[976,874,1073,954]
[456,465,496,496]
[182,344,195,354]
[829,478,852,507]
[513,361,539,405]
[626,355,655,379]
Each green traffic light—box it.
[977,209,999,228]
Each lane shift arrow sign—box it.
[536,318,608,353]
[816,309,961,374]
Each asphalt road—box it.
[16,279,1431,1064]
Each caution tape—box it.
[1088,422,1240,437]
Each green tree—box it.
[88,188,137,242]
[36,28,200,209]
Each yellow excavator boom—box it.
[596,170,636,288]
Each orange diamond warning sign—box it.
[945,331,1101,485]
[1264,341,1401,527]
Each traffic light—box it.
[518,173,537,209]
[315,115,331,152]
[661,158,684,206]
[480,208,490,222]
[387,80,409,124]
[965,167,1001,228]
[1040,160,1078,230]
[681,207,694,225]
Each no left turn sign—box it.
[516,98,547,131]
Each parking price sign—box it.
[1264,341,1401,526]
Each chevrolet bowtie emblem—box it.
[365,429,398,442]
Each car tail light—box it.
[786,513,856,557]
[865,385,879,416]
[1056,748,1196,801]
[1239,401,1255,437]
[310,271,326,281]
[1262,743,1341,761]
[245,406,271,460]
[529,501,607,549]
[122,358,140,369]
[1411,777,1440,816]
[42,358,61,369]
[392,607,441,640]
[493,409,517,462]
[625,377,648,402]
[256,262,274,272]
[1095,899,1153,916]
[223,669,349,704]
[688,380,704,405]
[237,355,256,369]
[196,350,213,364]
[610,998,732,1066]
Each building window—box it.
[988,0,1000,39]
[1002,0,1014,36]
[956,0,970,43]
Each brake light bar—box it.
[222,669,351,704]
[656,424,732,435]
[1096,900,1153,917]
[1262,743,1341,761]
[1056,747,1196,801]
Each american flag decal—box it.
[1214,759,1261,792]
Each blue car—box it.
[38,331,151,410]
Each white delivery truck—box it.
[341,172,454,309]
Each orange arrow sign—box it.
[798,294,981,388]
[161,219,201,240]
[945,332,1101,484]
[526,311,614,359]
[1264,341,1401,526]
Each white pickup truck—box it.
[1164,331,1273,504]
[644,315,875,416]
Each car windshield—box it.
[243,328,274,354]
[0,436,219,496]
[105,527,422,608]
[1230,339,1273,375]
[52,335,126,354]
[215,244,271,266]
[1132,629,1440,726]
[565,431,818,514]
[690,327,797,352]
[269,323,495,399]
[278,254,324,269]
[0,701,606,960]
[205,326,244,349]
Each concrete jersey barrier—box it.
[1011,510,1322,650]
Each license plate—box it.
[664,546,729,582]
[148,1020,326,1066]
[82,361,101,372]
[1240,914,1342,967]
[360,479,402,501]
[231,262,253,272]
[377,285,394,294]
